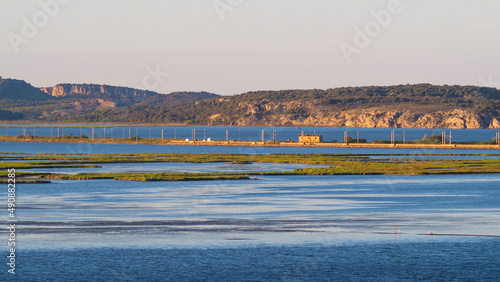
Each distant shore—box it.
[1,136,500,150]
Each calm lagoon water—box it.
[2,139,500,280]
[22,162,329,174]
[2,141,500,156]
[3,173,500,280]
[4,125,500,142]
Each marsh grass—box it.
[3,152,500,183]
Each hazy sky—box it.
[1,0,499,95]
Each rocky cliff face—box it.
[40,84,158,101]
[305,108,500,129]
[212,100,500,129]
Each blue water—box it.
[22,162,329,174]
[2,142,500,155]
[2,174,500,280]
[2,139,500,280]
[3,125,500,142]
[10,242,500,281]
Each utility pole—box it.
[449,131,452,145]
[204,129,206,141]
[174,128,177,140]
[344,130,348,144]
[104,128,106,140]
[403,131,406,144]
[129,128,131,140]
[50,128,52,140]
[262,130,265,142]
[193,128,196,141]
[162,129,164,142]
[226,129,229,142]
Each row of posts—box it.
[4,127,500,146]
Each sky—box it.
[1,0,499,95]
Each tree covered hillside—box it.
[60,84,500,127]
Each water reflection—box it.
[12,174,500,250]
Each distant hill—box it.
[2,77,500,129]
[0,78,221,121]
[135,92,219,107]
[0,78,52,101]
[61,84,500,129]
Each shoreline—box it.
[2,136,500,150]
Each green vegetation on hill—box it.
[60,84,500,126]
[2,78,500,128]
[0,78,52,101]
[0,78,220,121]
[135,91,219,107]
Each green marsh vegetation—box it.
[45,172,252,182]
[2,152,500,183]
